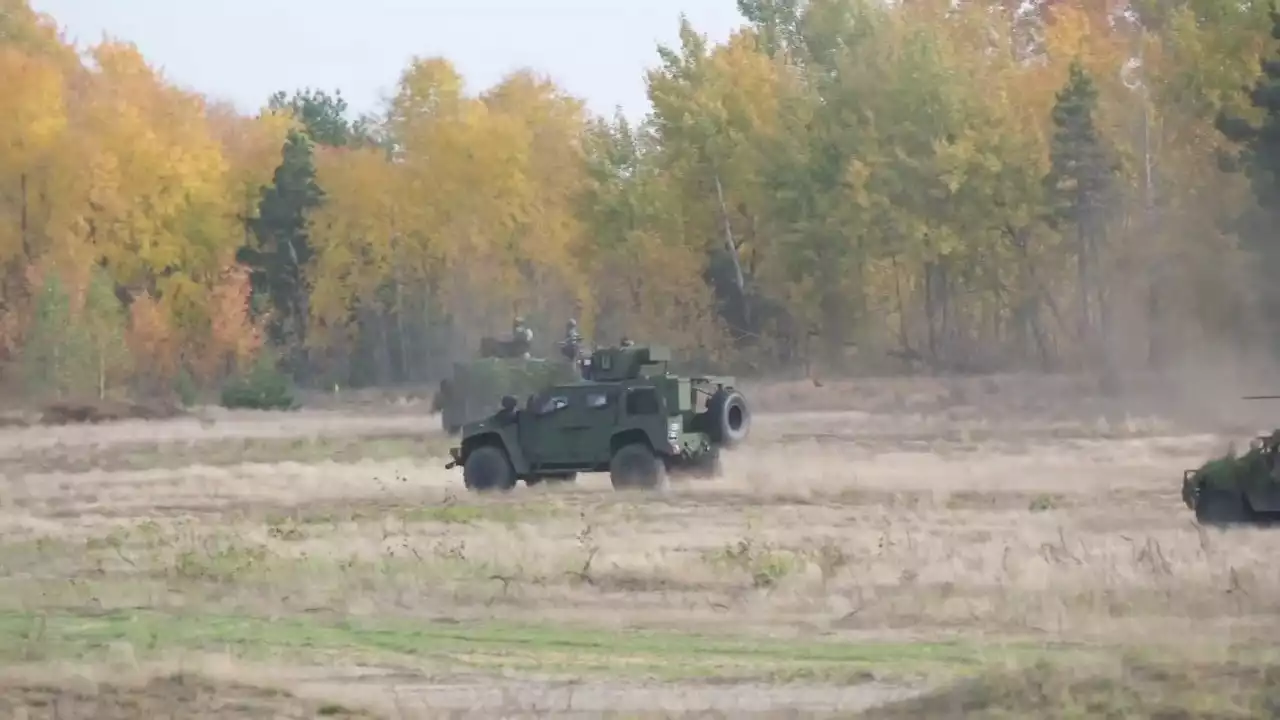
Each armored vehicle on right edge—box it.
[443,344,751,492]
[1182,395,1280,526]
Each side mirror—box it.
[501,394,518,411]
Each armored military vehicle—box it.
[1181,431,1280,525]
[432,335,579,435]
[1182,395,1280,526]
[443,344,751,492]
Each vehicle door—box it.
[521,389,582,471]
[576,387,620,466]
[621,386,668,451]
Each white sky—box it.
[27,0,744,121]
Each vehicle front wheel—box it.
[463,444,517,493]
[609,443,668,491]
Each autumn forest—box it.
[3,0,1280,403]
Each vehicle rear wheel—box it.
[1195,486,1251,526]
[609,443,668,491]
[463,445,517,493]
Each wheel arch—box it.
[610,428,653,456]
[461,431,530,474]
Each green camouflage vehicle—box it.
[432,336,580,435]
[1182,395,1280,526]
[443,344,751,492]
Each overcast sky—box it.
[27,0,744,121]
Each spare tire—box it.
[432,379,450,412]
[437,379,461,434]
[707,388,750,447]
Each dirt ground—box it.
[0,372,1278,717]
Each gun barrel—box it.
[1242,395,1280,400]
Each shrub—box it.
[219,354,296,410]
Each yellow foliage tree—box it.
[66,41,265,385]
[308,58,603,366]
[0,43,67,357]
[307,142,402,345]
[4,0,1279,393]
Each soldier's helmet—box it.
[513,316,525,328]
[566,318,577,329]
[620,336,634,347]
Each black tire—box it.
[432,379,449,412]
[438,379,461,434]
[463,444,516,493]
[1195,486,1251,526]
[609,442,668,491]
[707,389,751,447]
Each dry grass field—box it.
[2,372,1280,717]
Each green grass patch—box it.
[0,433,453,474]
[0,610,1062,682]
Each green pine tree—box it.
[1216,6,1280,348]
[1043,59,1117,361]
[237,89,372,382]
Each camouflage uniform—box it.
[1266,431,1280,482]
[560,319,583,361]
[511,317,533,358]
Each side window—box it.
[586,391,612,409]
[537,395,569,415]
[625,388,660,415]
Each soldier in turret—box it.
[511,316,533,358]
[620,336,635,348]
[560,319,583,361]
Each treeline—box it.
[2,0,1279,403]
